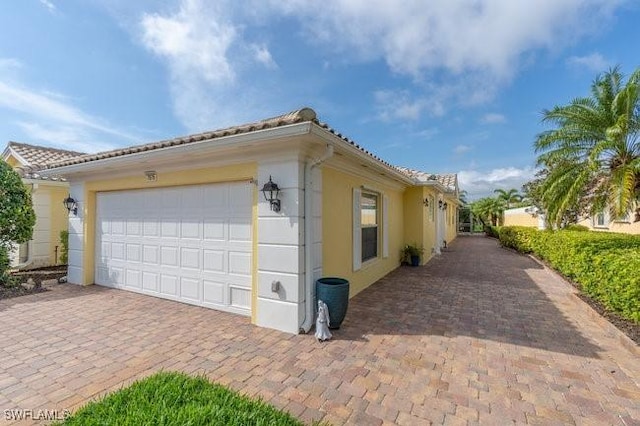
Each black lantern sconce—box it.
[63,195,78,215]
[443,202,448,210]
[438,200,448,210]
[423,198,430,207]
[261,176,281,212]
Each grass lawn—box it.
[56,371,305,426]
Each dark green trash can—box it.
[316,277,350,329]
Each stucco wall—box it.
[503,212,539,228]
[322,166,405,298]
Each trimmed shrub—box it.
[564,224,589,232]
[498,226,538,253]
[485,225,500,239]
[60,230,69,265]
[498,226,640,322]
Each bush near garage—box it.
[497,226,640,323]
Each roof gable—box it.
[4,141,85,167]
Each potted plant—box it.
[402,244,424,266]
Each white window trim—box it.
[353,187,388,272]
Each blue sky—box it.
[1,0,639,198]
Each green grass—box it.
[57,371,305,426]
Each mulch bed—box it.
[0,266,67,300]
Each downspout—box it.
[300,144,334,333]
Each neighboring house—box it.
[577,209,640,234]
[503,206,546,230]
[1,142,85,269]
[39,108,460,334]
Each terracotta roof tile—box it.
[395,166,458,192]
[7,141,85,167]
[45,108,319,169]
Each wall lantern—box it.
[423,198,430,207]
[261,176,281,212]
[438,200,448,210]
[63,195,78,215]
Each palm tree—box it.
[470,197,504,226]
[535,66,640,225]
[493,188,522,209]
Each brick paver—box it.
[0,236,638,425]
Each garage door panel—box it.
[111,243,125,261]
[203,280,225,304]
[160,274,178,296]
[160,246,179,267]
[229,251,251,275]
[203,250,225,272]
[142,271,159,292]
[180,277,200,302]
[203,220,225,240]
[180,247,201,270]
[142,245,159,264]
[180,220,201,239]
[111,220,125,235]
[96,182,252,316]
[161,220,179,238]
[125,269,141,289]
[143,220,159,237]
[229,286,251,309]
[229,219,251,241]
[126,244,141,262]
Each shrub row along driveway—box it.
[1,236,639,425]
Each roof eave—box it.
[309,124,415,185]
[39,122,314,177]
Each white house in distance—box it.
[2,142,85,269]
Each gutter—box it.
[300,144,334,333]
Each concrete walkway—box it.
[0,236,638,425]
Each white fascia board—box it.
[418,180,449,193]
[309,124,414,185]
[2,146,29,166]
[39,122,313,177]
[22,178,69,188]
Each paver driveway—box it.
[1,236,639,425]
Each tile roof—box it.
[7,141,85,167]
[395,166,458,192]
[42,107,403,175]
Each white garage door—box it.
[95,182,253,316]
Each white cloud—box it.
[480,113,506,124]
[374,90,426,121]
[0,80,139,152]
[139,0,282,131]
[251,44,278,69]
[458,166,536,199]
[454,144,472,154]
[0,58,22,70]
[39,0,56,13]
[566,52,610,72]
[260,0,623,119]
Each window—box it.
[353,188,388,271]
[595,212,606,227]
[428,195,435,222]
[361,192,378,262]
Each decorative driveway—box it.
[1,236,639,425]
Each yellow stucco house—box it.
[39,108,460,333]
[2,142,85,269]
[577,209,640,234]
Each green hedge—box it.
[497,226,640,323]
[485,225,501,238]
